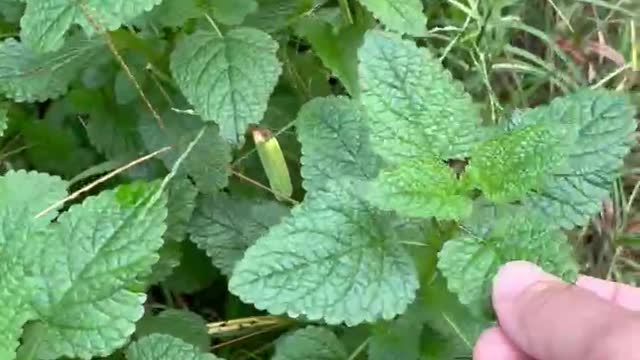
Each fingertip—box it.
[492,261,558,311]
[490,261,640,360]
[473,327,531,360]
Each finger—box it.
[576,275,640,311]
[473,327,531,360]
[492,261,640,360]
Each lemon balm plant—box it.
[0,0,637,359]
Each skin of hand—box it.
[473,261,640,360]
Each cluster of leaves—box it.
[0,0,637,359]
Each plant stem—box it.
[338,0,354,24]
[346,337,370,360]
[162,285,176,308]
[422,220,458,281]
[204,13,223,37]
[16,322,46,360]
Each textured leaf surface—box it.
[165,178,198,242]
[295,17,368,97]
[137,0,203,27]
[21,0,162,52]
[32,182,167,359]
[297,97,379,192]
[137,239,182,288]
[138,112,231,194]
[273,326,347,360]
[0,0,23,23]
[229,182,419,325]
[87,109,145,160]
[190,193,289,276]
[519,90,637,228]
[126,334,221,360]
[368,309,423,360]
[437,209,578,310]
[20,116,98,179]
[0,37,103,101]
[0,171,68,359]
[136,309,209,351]
[359,30,483,163]
[368,158,472,220]
[245,0,313,32]
[165,241,216,294]
[210,0,258,25]
[170,29,282,143]
[418,275,489,357]
[357,0,426,36]
[465,124,568,203]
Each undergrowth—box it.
[0,0,638,359]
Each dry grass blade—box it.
[34,146,172,219]
[230,167,299,205]
[211,324,287,350]
[77,1,165,128]
[207,316,285,335]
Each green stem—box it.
[16,322,46,360]
[338,0,354,24]
[162,285,176,308]
[421,220,458,281]
[204,13,223,37]
[346,337,370,360]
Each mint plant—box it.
[0,0,637,359]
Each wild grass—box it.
[425,0,639,284]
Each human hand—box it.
[473,261,640,360]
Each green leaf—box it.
[0,0,24,23]
[20,116,97,179]
[20,0,162,52]
[437,208,578,312]
[136,309,209,351]
[136,0,203,28]
[465,123,568,203]
[209,0,257,25]
[368,310,423,360]
[367,158,472,220]
[295,16,369,97]
[357,0,426,36]
[165,178,198,243]
[170,28,282,143]
[418,274,489,356]
[31,182,168,359]
[126,334,221,360]
[519,90,637,228]
[136,239,182,288]
[0,36,104,101]
[114,53,151,105]
[245,0,314,33]
[296,96,379,192]
[369,274,490,360]
[0,170,67,359]
[0,102,8,137]
[229,181,419,325]
[358,30,483,163]
[138,112,232,194]
[87,108,146,160]
[272,326,347,360]
[189,193,289,276]
[178,125,232,193]
[165,241,217,294]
